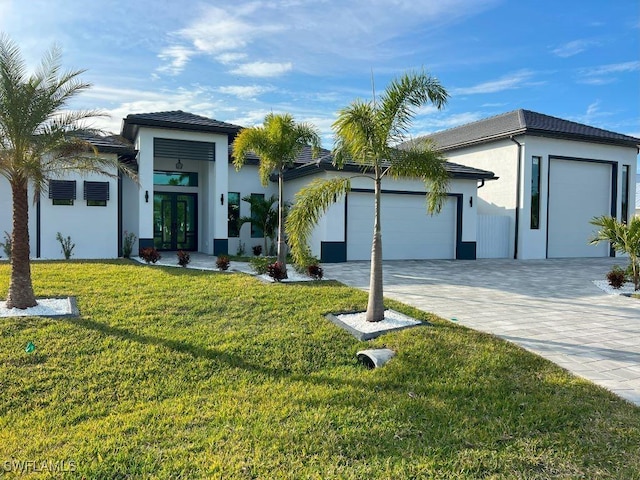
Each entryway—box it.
[153,192,197,250]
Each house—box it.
[0,109,636,262]
[636,173,640,217]
[418,109,639,259]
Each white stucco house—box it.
[418,109,639,259]
[0,109,637,262]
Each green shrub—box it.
[249,256,275,274]
[122,231,137,258]
[56,232,75,259]
[0,231,11,260]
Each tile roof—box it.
[74,132,136,156]
[281,151,496,181]
[122,110,243,140]
[420,109,640,151]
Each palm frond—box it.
[286,177,351,265]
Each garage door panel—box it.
[346,193,456,260]
[547,159,610,258]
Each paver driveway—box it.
[323,258,640,406]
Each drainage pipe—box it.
[510,136,523,259]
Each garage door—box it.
[346,192,457,260]
[547,159,611,258]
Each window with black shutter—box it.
[84,181,110,206]
[49,180,76,206]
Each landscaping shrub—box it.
[267,261,287,281]
[56,232,75,259]
[607,265,626,289]
[236,241,246,256]
[177,250,190,267]
[122,231,137,258]
[249,256,275,274]
[216,255,230,271]
[307,264,324,280]
[252,244,263,256]
[139,247,161,264]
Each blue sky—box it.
[0,0,638,146]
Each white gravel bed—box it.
[0,297,75,317]
[336,309,421,334]
[593,280,638,296]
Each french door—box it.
[153,192,197,250]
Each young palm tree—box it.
[237,194,279,255]
[590,215,640,290]
[232,113,321,277]
[0,34,134,309]
[287,71,450,322]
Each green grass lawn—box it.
[1,261,639,479]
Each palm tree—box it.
[233,113,321,277]
[237,194,279,255]
[590,215,640,290]
[0,34,134,309]
[286,71,450,322]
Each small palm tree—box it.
[590,215,640,290]
[0,34,134,309]
[233,113,321,277]
[237,194,279,255]
[286,71,450,322]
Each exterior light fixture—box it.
[469,196,473,207]
[220,194,224,205]
[145,190,149,203]
[176,159,183,170]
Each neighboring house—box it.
[1,109,637,262]
[418,109,639,259]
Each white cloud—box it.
[582,61,640,77]
[157,45,195,75]
[216,52,248,65]
[217,85,274,99]
[552,39,598,58]
[452,70,534,95]
[230,62,293,77]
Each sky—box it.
[0,0,638,148]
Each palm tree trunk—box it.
[366,174,384,322]
[6,179,37,309]
[277,171,288,278]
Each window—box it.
[530,156,541,229]
[84,181,109,207]
[621,165,629,223]
[228,192,240,237]
[153,170,198,187]
[49,180,76,206]
[250,193,264,238]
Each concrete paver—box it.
[323,258,640,406]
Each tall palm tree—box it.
[286,71,450,322]
[590,215,640,290]
[233,113,321,277]
[0,34,134,309]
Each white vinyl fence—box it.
[477,215,510,258]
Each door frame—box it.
[153,191,198,251]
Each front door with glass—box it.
[153,192,197,250]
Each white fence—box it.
[477,215,510,258]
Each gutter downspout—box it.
[510,136,523,259]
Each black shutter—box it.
[153,138,215,162]
[49,180,76,200]
[84,181,110,201]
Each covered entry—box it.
[346,191,457,260]
[547,158,612,258]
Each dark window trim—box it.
[250,193,264,238]
[228,191,240,238]
[531,156,541,229]
[621,165,629,223]
[49,180,76,201]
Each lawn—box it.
[1,261,639,479]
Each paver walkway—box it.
[323,258,640,406]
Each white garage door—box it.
[547,159,611,258]
[346,192,457,260]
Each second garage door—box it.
[346,192,457,260]
[547,159,611,258]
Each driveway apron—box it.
[323,258,640,406]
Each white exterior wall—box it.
[444,139,518,258]
[227,164,278,255]
[121,174,140,252]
